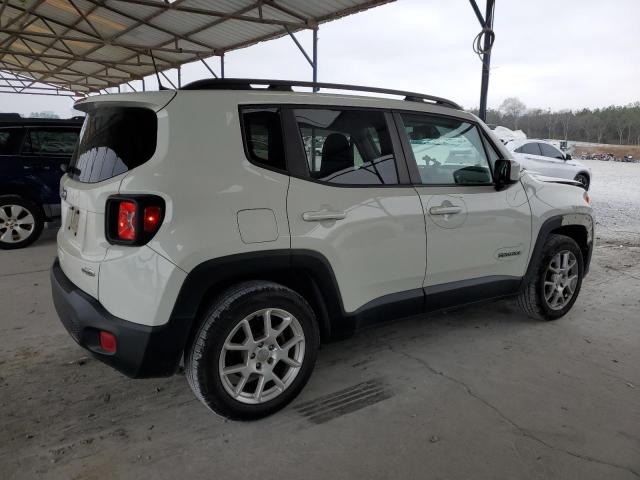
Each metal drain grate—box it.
[295,379,393,424]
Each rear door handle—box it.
[429,206,462,215]
[302,210,346,222]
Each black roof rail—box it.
[180,78,462,110]
[0,117,84,125]
[0,113,21,120]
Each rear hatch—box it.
[57,92,174,298]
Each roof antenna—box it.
[149,49,169,90]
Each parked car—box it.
[51,80,594,420]
[504,139,592,190]
[0,115,82,249]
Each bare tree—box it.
[473,102,640,145]
[615,119,625,144]
[558,109,572,140]
[545,109,558,139]
[28,111,60,119]
[587,116,602,143]
[499,97,526,129]
[596,120,606,143]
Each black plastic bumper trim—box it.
[51,258,186,378]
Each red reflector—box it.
[143,206,162,233]
[117,201,136,241]
[99,331,117,353]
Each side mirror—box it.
[565,153,572,160]
[494,159,520,190]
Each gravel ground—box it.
[1,160,639,480]
[585,159,640,244]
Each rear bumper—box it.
[51,258,186,378]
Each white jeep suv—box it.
[51,79,594,419]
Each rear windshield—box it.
[68,107,157,183]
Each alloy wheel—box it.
[0,205,35,244]
[543,250,579,310]
[218,308,305,404]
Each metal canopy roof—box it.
[0,0,392,96]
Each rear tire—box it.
[0,195,44,250]
[185,281,320,420]
[518,234,584,321]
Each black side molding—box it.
[425,276,521,312]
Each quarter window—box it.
[293,108,398,185]
[241,108,286,171]
[401,113,493,185]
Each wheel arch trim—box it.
[523,213,594,286]
[170,249,347,348]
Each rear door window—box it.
[22,128,79,156]
[69,107,157,183]
[293,108,399,185]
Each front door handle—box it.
[302,210,346,222]
[429,206,462,215]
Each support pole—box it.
[220,54,225,78]
[478,0,494,122]
[312,28,318,92]
[285,26,318,91]
[178,66,181,88]
[200,58,218,79]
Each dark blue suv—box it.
[0,114,82,249]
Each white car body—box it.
[504,138,592,189]
[50,81,594,416]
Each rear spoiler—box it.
[74,91,177,113]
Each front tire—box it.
[574,173,590,190]
[0,195,44,250]
[518,234,584,321]
[185,281,320,420]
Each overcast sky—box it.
[1,0,638,117]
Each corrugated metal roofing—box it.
[0,0,393,96]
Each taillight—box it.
[106,195,165,245]
[118,201,136,240]
[143,206,162,233]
